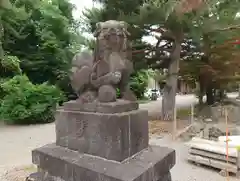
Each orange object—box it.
[225,109,229,180]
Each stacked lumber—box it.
[186,137,240,176]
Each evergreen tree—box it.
[84,0,240,120]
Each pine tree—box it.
[0,0,28,76]
[84,0,240,119]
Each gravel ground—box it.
[0,122,239,181]
[0,123,55,177]
[140,94,198,120]
[150,136,239,181]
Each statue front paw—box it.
[98,85,117,102]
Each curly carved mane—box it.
[93,20,132,65]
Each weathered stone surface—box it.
[186,137,238,157]
[198,99,240,124]
[157,172,172,181]
[189,148,237,163]
[31,144,175,181]
[77,90,97,103]
[178,122,205,141]
[121,88,138,102]
[55,109,148,162]
[70,20,136,103]
[208,126,228,140]
[70,52,94,97]
[28,171,172,181]
[201,125,230,141]
[27,171,64,181]
[187,137,240,175]
[98,85,117,102]
[188,154,238,173]
[63,99,139,113]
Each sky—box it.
[70,0,96,19]
[70,0,100,38]
[70,0,157,44]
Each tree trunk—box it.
[237,84,240,99]
[0,20,4,60]
[206,84,214,105]
[0,41,3,60]
[219,89,224,101]
[196,81,204,105]
[162,38,181,121]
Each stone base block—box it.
[55,108,149,162]
[28,171,172,181]
[63,99,139,113]
[30,143,175,181]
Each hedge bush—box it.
[0,55,22,78]
[0,75,64,125]
[130,70,148,99]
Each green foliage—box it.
[115,70,149,100]
[0,0,29,63]
[130,70,148,99]
[176,107,191,119]
[3,0,82,86]
[116,88,120,98]
[0,0,93,125]
[0,0,88,100]
[0,75,65,125]
[0,55,21,77]
[83,0,149,71]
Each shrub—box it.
[129,70,148,99]
[0,75,65,125]
[56,72,78,102]
[0,55,22,77]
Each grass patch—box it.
[177,107,191,119]
[148,119,191,136]
[21,165,37,172]
[176,104,201,119]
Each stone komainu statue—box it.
[70,20,136,103]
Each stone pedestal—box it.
[28,100,175,181]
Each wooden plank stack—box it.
[186,137,240,177]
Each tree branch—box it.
[207,24,240,34]
[132,48,151,54]
[132,42,171,55]
[147,27,175,39]
[148,27,166,34]
[3,22,28,39]
[216,24,240,31]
